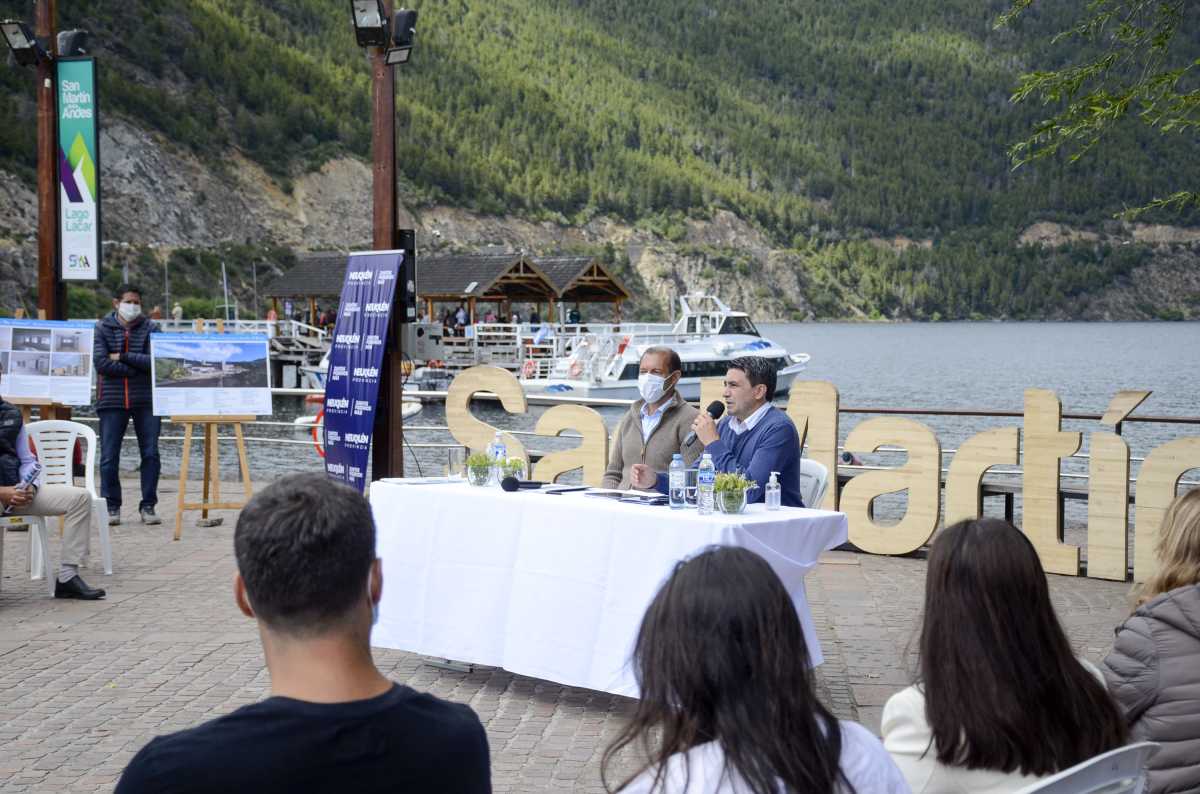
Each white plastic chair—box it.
[799,458,829,509]
[25,420,111,593]
[1014,742,1160,794]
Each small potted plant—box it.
[466,452,493,486]
[713,472,756,514]
[500,457,527,482]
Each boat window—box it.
[719,316,760,336]
[699,316,711,333]
[686,317,697,333]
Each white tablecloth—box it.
[369,482,848,697]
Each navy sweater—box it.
[655,405,804,507]
[93,313,159,410]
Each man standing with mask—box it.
[601,346,702,489]
[94,284,162,526]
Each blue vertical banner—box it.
[323,250,403,491]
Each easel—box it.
[172,415,254,541]
[7,397,72,424]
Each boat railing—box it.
[153,318,328,345]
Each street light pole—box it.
[369,0,405,481]
[34,0,63,320]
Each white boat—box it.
[519,294,809,400]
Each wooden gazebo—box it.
[419,253,558,323]
[264,250,632,323]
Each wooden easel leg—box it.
[212,424,221,507]
[175,423,194,541]
[201,424,213,521]
[234,423,253,501]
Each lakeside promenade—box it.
[1,479,1135,792]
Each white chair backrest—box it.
[798,458,828,509]
[25,419,98,495]
[1015,742,1160,794]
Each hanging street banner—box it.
[323,250,402,492]
[56,57,101,282]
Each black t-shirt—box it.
[115,684,490,793]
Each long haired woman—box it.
[1104,488,1200,793]
[603,545,907,793]
[882,517,1128,793]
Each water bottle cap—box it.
[672,453,682,460]
[702,452,712,459]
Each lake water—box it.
[106,323,1200,506]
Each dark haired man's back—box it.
[116,683,489,793]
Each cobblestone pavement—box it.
[0,479,1135,793]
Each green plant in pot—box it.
[466,452,493,486]
[500,457,527,481]
[713,472,756,514]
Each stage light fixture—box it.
[1,19,47,67]
[384,9,417,66]
[56,29,88,57]
[350,0,390,48]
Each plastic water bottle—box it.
[765,471,782,511]
[668,454,686,509]
[697,453,716,515]
[488,431,507,485]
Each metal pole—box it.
[221,260,230,321]
[370,0,404,481]
[252,258,258,319]
[35,0,62,320]
[164,254,170,316]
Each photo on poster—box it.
[10,352,50,376]
[50,353,90,377]
[12,328,52,352]
[154,339,269,389]
[0,326,11,349]
[0,352,8,374]
[52,328,88,353]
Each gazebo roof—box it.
[262,251,630,303]
[536,256,631,302]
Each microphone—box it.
[683,401,725,447]
[500,476,548,492]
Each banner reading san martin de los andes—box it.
[56,57,101,282]
[322,250,403,492]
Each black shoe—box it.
[54,575,106,600]
[107,510,121,526]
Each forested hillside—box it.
[1,0,1197,319]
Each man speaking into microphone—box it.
[631,356,805,507]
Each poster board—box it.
[151,333,271,417]
[0,318,94,404]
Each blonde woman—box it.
[1103,488,1200,794]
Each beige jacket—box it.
[602,392,702,489]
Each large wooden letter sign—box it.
[441,370,1200,582]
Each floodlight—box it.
[57,29,88,57]
[392,9,417,46]
[349,0,389,48]
[1,20,47,67]
[384,45,411,65]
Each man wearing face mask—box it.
[601,346,702,490]
[93,284,162,526]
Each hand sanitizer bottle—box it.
[765,471,781,511]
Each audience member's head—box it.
[919,518,1127,776]
[234,473,379,640]
[602,546,848,793]
[1137,488,1200,607]
[725,356,777,418]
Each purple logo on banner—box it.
[323,251,402,491]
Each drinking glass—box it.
[683,468,699,507]
[446,446,467,479]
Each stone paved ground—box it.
[0,479,1135,793]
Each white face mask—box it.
[118,302,141,322]
[638,373,668,404]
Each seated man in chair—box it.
[631,355,804,507]
[0,392,104,599]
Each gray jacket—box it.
[1103,583,1200,794]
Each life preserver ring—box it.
[522,359,537,378]
[569,360,584,378]
[616,335,630,355]
[311,410,326,458]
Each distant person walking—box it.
[93,284,162,527]
[171,302,183,322]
